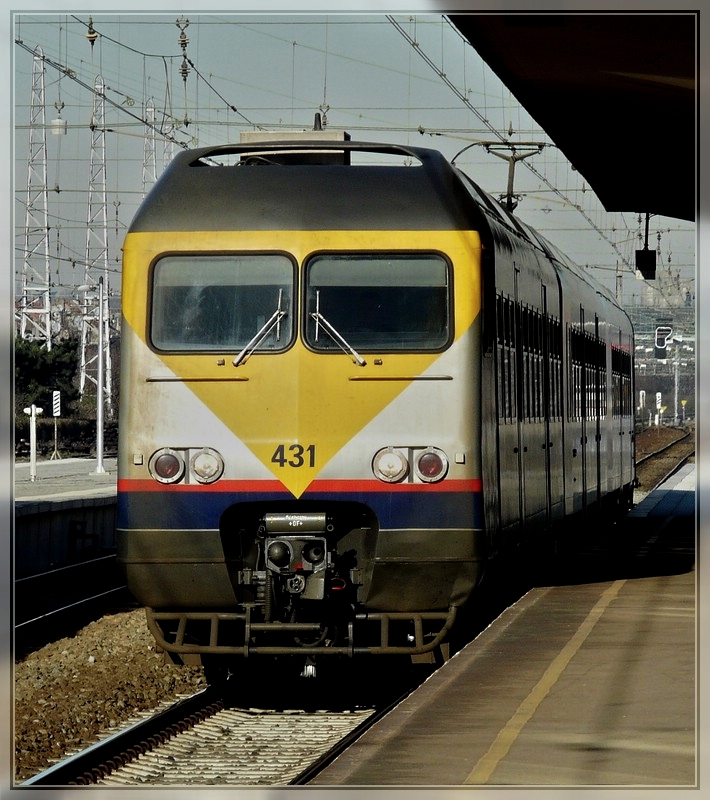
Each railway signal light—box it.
[636,248,656,279]
[50,391,61,461]
[655,325,673,358]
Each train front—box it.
[117,140,486,672]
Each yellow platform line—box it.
[465,579,626,784]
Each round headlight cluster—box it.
[148,447,224,485]
[372,446,449,484]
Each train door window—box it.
[598,337,608,419]
[548,317,562,420]
[532,309,543,421]
[586,337,596,419]
[522,306,532,421]
[621,349,632,416]
[304,254,450,352]
[496,294,516,423]
[519,305,544,422]
[150,254,295,352]
[568,326,584,421]
[588,335,606,420]
[612,347,621,416]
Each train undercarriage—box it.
[145,508,462,675]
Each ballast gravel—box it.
[14,608,207,784]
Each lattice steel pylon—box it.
[19,46,52,350]
[142,97,157,196]
[79,75,112,415]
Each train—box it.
[117,134,635,682]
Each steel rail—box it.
[635,430,691,467]
[15,553,132,654]
[16,585,130,629]
[22,688,225,786]
[288,689,413,785]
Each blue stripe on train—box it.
[117,488,483,531]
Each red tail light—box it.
[415,448,448,483]
[149,448,185,484]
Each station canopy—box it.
[448,13,697,222]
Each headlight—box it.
[372,447,409,483]
[267,540,293,569]
[190,448,224,484]
[302,540,326,565]
[415,448,449,483]
[148,448,186,484]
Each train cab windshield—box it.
[150,254,294,352]
[304,253,450,352]
[150,252,450,355]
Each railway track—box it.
[22,680,407,787]
[634,428,694,495]
[15,555,133,657]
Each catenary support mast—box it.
[142,97,157,196]
[79,75,112,415]
[20,46,52,350]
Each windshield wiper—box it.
[233,289,287,367]
[310,290,367,367]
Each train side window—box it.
[150,254,295,352]
[497,298,561,424]
[304,253,450,352]
[612,345,633,417]
[567,325,607,422]
[519,305,538,423]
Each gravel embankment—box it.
[14,609,206,783]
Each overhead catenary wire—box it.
[386,14,635,274]
[70,15,261,130]
[15,38,190,151]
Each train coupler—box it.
[261,512,331,600]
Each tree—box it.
[14,335,81,417]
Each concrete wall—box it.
[14,497,117,578]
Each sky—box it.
[11,11,697,316]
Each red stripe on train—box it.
[117,478,483,494]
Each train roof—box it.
[128,140,477,234]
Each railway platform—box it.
[14,456,117,504]
[311,464,697,788]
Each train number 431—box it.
[271,443,317,468]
